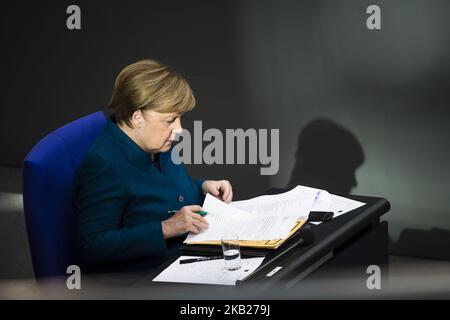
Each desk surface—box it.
[126,192,390,298]
[240,193,390,285]
[21,192,390,299]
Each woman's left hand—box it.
[202,180,233,203]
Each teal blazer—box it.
[73,118,205,273]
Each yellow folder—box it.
[185,219,307,250]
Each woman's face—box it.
[135,110,182,154]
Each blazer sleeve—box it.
[74,154,168,266]
[194,178,206,193]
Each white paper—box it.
[185,194,300,242]
[231,185,316,220]
[329,194,366,217]
[282,186,366,224]
[308,192,366,225]
[152,256,265,286]
[185,185,366,239]
[311,190,332,212]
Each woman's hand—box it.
[202,180,233,203]
[161,205,209,239]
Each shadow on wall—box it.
[389,228,450,261]
[287,118,365,195]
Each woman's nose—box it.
[174,117,182,131]
[171,120,183,140]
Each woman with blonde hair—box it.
[74,59,232,273]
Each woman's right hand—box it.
[161,205,209,239]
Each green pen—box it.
[167,210,208,217]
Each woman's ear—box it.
[132,110,144,128]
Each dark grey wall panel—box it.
[2,0,449,259]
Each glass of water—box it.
[221,235,241,271]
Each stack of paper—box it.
[153,256,265,286]
[184,185,366,248]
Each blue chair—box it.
[22,111,107,278]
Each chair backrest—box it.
[22,111,107,278]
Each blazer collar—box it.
[105,117,154,170]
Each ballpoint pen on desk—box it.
[179,256,223,264]
[167,210,208,217]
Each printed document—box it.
[185,186,316,242]
[153,256,265,286]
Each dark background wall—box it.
[1,0,449,259]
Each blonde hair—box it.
[108,59,196,127]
